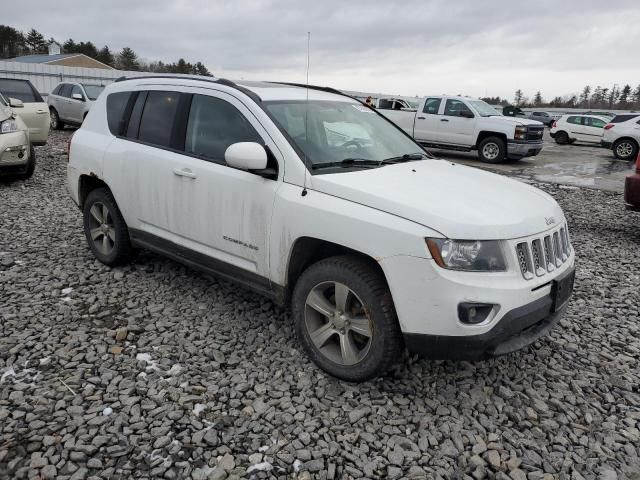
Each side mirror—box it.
[225,142,268,171]
[460,110,474,118]
[72,93,84,101]
[8,97,23,108]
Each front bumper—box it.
[403,272,573,360]
[0,131,30,171]
[507,140,543,159]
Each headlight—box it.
[0,119,18,134]
[426,238,506,272]
[515,125,526,140]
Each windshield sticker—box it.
[353,104,374,113]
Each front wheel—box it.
[83,188,133,265]
[478,136,506,163]
[292,256,403,382]
[613,139,639,161]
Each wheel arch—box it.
[78,174,110,209]
[614,136,639,148]
[284,237,388,304]
[475,130,507,148]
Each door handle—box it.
[417,116,426,120]
[440,118,449,122]
[36,110,48,114]
[173,167,197,179]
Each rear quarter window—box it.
[106,91,133,136]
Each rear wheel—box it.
[478,136,506,163]
[83,188,133,265]
[292,256,403,382]
[50,108,64,130]
[613,138,639,161]
[555,131,569,145]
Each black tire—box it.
[291,255,403,382]
[613,138,639,161]
[83,187,133,266]
[555,131,569,145]
[16,145,36,180]
[50,108,64,130]
[478,136,506,163]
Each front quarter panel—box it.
[270,183,440,287]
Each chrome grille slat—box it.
[517,224,572,280]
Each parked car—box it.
[375,97,417,111]
[550,114,609,145]
[601,114,640,160]
[502,105,528,119]
[527,111,554,126]
[67,76,575,381]
[0,78,49,145]
[0,92,35,178]
[624,152,640,210]
[48,82,105,129]
[380,95,545,163]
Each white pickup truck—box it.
[380,95,545,163]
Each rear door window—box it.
[70,84,83,100]
[0,79,43,102]
[138,91,180,148]
[185,94,262,162]
[106,91,133,136]
[59,84,72,98]
[443,99,473,117]
[422,98,441,114]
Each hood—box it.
[0,105,11,122]
[309,160,564,240]
[484,116,543,127]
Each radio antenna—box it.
[301,31,310,197]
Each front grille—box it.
[516,224,572,279]
[525,126,544,141]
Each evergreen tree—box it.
[117,47,139,70]
[63,38,77,53]
[194,62,212,76]
[96,46,114,66]
[633,85,640,108]
[514,89,524,106]
[0,25,26,58]
[618,85,631,108]
[579,86,591,107]
[25,28,46,53]
[533,91,543,106]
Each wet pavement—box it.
[429,130,634,192]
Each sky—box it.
[5,0,640,102]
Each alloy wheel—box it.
[50,111,58,129]
[616,142,633,159]
[88,202,116,255]
[304,281,373,366]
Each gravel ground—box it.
[1,130,640,480]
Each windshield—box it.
[265,100,424,169]
[82,84,105,100]
[468,100,501,117]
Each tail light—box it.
[551,121,557,128]
[604,124,614,130]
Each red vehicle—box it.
[624,153,640,210]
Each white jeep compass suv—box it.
[67,75,575,381]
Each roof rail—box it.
[113,75,262,102]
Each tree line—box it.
[484,85,640,111]
[0,25,212,76]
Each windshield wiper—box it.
[379,153,427,164]
[312,158,381,170]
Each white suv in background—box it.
[67,75,575,381]
[601,114,640,160]
[550,114,609,145]
[48,82,105,129]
